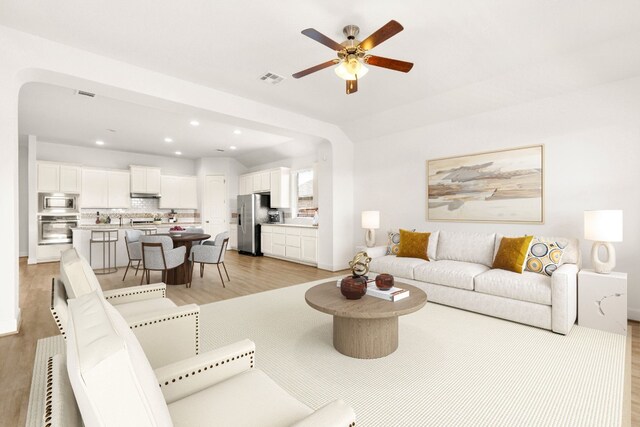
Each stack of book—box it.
[336,278,410,302]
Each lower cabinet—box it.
[261,225,317,265]
[229,224,238,250]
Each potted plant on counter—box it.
[153,213,162,225]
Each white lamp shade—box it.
[361,211,380,229]
[584,210,623,242]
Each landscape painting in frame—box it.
[427,145,543,223]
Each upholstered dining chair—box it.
[185,226,206,245]
[122,229,143,281]
[189,231,229,288]
[140,235,186,285]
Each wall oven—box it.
[38,193,78,214]
[38,215,78,245]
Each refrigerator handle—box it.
[240,204,245,233]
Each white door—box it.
[203,175,227,239]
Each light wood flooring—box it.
[1,253,637,426]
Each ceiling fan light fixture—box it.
[334,59,368,80]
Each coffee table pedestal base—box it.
[333,316,398,359]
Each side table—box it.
[578,269,627,335]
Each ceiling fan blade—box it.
[359,20,404,51]
[346,78,358,95]
[364,55,414,73]
[301,28,345,51]
[292,60,338,79]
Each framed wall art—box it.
[427,145,543,223]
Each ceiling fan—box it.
[292,20,414,95]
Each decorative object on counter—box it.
[375,273,394,290]
[312,208,319,226]
[106,215,111,224]
[95,211,100,224]
[168,209,177,223]
[153,213,162,225]
[340,251,373,300]
[584,210,623,274]
[361,210,380,247]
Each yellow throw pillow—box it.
[396,229,430,261]
[492,236,534,274]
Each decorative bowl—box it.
[340,276,367,300]
[375,273,394,291]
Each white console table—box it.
[578,269,627,335]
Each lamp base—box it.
[365,229,376,248]
[591,241,616,274]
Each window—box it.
[294,169,316,217]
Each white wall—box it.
[354,76,640,319]
[18,140,28,256]
[36,141,196,175]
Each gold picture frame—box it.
[426,145,544,224]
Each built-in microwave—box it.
[38,193,79,214]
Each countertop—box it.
[261,223,317,229]
[73,222,203,230]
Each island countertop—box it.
[73,222,203,230]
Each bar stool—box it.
[90,229,119,275]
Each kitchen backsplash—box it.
[80,198,199,222]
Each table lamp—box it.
[361,211,380,248]
[584,210,623,274]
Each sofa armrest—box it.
[361,245,388,259]
[126,304,200,368]
[44,354,83,427]
[291,400,356,427]
[551,263,579,335]
[103,282,166,304]
[155,339,255,404]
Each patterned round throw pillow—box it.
[525,237,567,276]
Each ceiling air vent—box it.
[76,90,96,98]
[259,72,284,85]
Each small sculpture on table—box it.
[341,251,372,300]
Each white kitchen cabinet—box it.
[80,169,108,208]
[260,225,316,265]
[107,171,131,208]
[252,174,262,193]
[260,171,271,191]
[261,227,273,255]
[239,175,252,195]
[38,162,81,193]
[300,228,318,264]
[160,175,198,209]
[130,166,161,194]
[229,224,238,250]
[270,168,290,208]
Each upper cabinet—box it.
[130,166,161,194]
[270,168,290,208]
[80,168,130,208]
[160,175,198,209]
[37,162,81,193]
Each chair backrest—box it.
[214,231,230,262]
[125,229,143,243]
[60,248,104,299]
[66,291,173,426]
[186,227,205,245]
[140,235,173,270]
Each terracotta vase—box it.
[375,273,394,291]
[340,276,367,300]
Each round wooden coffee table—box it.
[305,281,427,359]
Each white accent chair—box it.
[56,291,356,427]
[140,235,186,285]
[51,248,199,368]
[185,226,206,245]
[122,229,143,281]
[189,231,230,288]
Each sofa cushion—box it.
[474,269,552,305]
[492,236,533,274]
[369,255,429,280]
[168,369,312,427]
[66,291,172,427]
[60,248,103,299]
[436,231,496,267]
[397,230,430,261]
[114,297,177,319]
[388,230,439,261]
[413,260,490,291]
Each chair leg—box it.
[134,260,141,276]
[122,260,131,281]
[162,270,166,283]
[200,263,205,278]
[147,269,151,284]
[222,262,230,281]
[139,269,146,286]
[216,264,226,288]
[189,261,196,288]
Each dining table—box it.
[159,232,211,285]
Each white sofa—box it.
[51,248,200,367]
[45,290,356,427]
[369,231,580,334]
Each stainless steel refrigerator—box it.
[237,194,270,256]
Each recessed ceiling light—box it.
[95,140,105,145]
[229,146,237,150]
[175,151,182,155]
[164,137,173,143]
[190,120,200,126]
[233,129,242,135]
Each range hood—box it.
[130,193,162,199]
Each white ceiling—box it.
[4,1,640,141]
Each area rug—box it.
[28,278,626,426]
